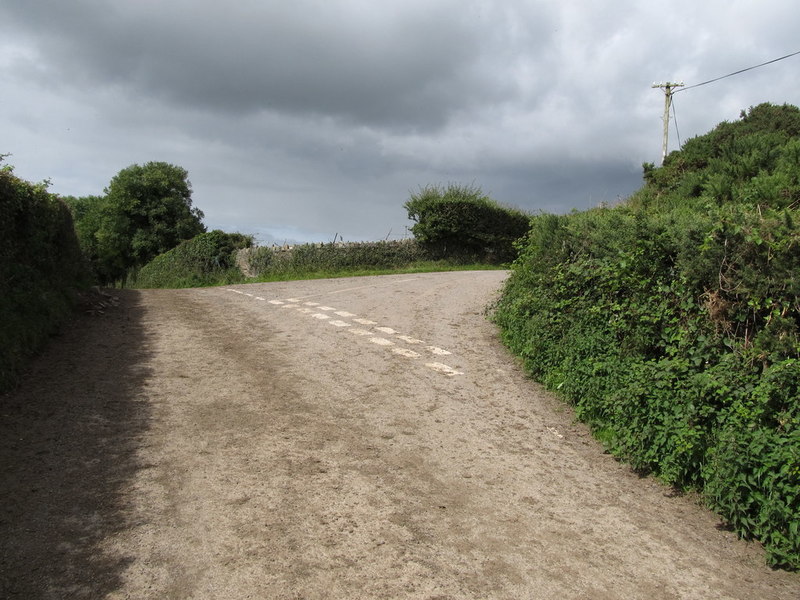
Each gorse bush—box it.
[0,159,89,391]
[129,230,252,288]
[405,183,531,263]
[494,103,800,569]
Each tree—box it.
[66,162,206,284]
[104,162,206,272]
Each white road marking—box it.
[425,362,463,376]
[392,348,421,358]
[427,346,452,356]
[228,285,461,377]
[354,318,377,326]
[288,278,420,300]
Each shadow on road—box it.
[1,290,152,599]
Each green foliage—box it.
[247,239,428,278]
[66,162,206,285]
[0,160,89,391]
[129,230,253,289]
[404,183,531,263]
[494,102,800,569]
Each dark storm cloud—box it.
[2,0,544,130]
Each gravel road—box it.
[2,271,798,599]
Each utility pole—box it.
[652,81,684,164]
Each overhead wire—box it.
[675,49,800,93]
[671,97,682,149]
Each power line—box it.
[671,97,682,149]
[675,49,800,93]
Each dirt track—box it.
[1,271,798,599]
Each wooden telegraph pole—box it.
[652,81,684,164]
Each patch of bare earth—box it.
[2,272,798,599]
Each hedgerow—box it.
[246,239,429,277]
[0,160,89,392]
[129,230,252,288]
[494,103,800,569]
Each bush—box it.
[0,161,89,391]
[404,183,531,263]
[494,103,800,568]
[129,230,252,288]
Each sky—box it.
[2,1,799,244]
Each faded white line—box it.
[425,362,463,377]
[375,326,397,334]
[335,311,356,317]
[348,328,373,336]
[318,306,336,311]
[255,297,265,301]
[329,320,351,327]
[268,300,284,305]
[392,348,421,358]
[311,313,330,320]
[285,298,301,303]
[297,308,315,314]
[304,301,320,306]
[353,318,377,326]
[427,346,452,356]
[370,337,394,346]
[396,335,424,345]
[287,277,420,300]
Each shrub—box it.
[404,183,531,263]
[129,230,252,288]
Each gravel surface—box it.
[2,271,798,599]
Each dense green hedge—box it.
[247,239,428,277]
[0,163,89,392]
[405,183,531,263]
[129,230,252,288]
[494,103,800,569]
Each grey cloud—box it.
[3,1,537,131]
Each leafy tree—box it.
[67,162,206,284]
[104,162,205,272]
[404,183,530,263]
